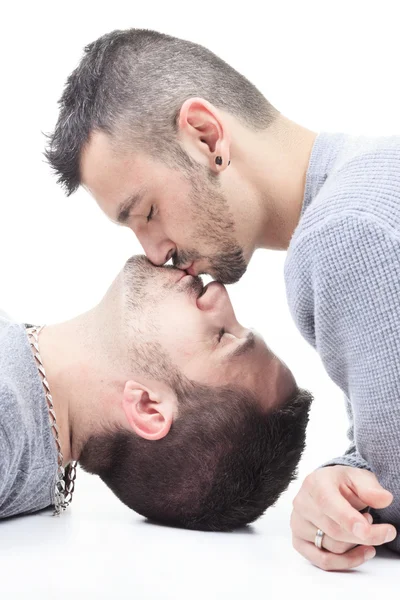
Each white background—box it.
[0,0,399,597]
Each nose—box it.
[196,282,227,312]
[197,282,245,333]
[140,237,176,267]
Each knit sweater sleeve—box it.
[320,395,373,471]
[286,213,400,548]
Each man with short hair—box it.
[0,256,310,527]
[46,28,400,569]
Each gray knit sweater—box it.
[0,317,57,517]
[285,132,400,553]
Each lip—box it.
[176,270,190,283]
[175,271,205,299]
[181,262,197,277]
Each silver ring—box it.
[315,528,325,549]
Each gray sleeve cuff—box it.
[319,455,373,472]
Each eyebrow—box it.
[227,331,256,360]
[117,191,146,224]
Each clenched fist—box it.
[291,466,397,571]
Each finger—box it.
[296,489,367,536]
[290,510,373,554]
[365,512,373,525]
[290,511,381,554]
[292,537,376,572]
[339,486,370,511]
[290,513,355,555]
[292,500,395,548]
[345,470,394,510]
[307,484,396,542]
[315,512,396,547]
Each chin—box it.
[124,254,152,271]
[211,264,248,285]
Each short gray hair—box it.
[45,29,279,194]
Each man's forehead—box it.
[81,131,140,180]
[80,131,149,204]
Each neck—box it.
[231,114,317,250]
[36,307,120,465]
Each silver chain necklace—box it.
[27,326,77,516]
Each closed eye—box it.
[147,205,155,222]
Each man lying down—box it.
[0,256,312,528]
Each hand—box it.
[291,466,397,571]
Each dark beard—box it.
[209,248,247,284]
[174,246,247,284]
[174,170,248,284]
[123,255,181,309]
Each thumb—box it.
[350,470,393,509]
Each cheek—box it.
[162,200,194,241]
[159,331,207,376]
[153,308,210,366]
[132,310,199,367]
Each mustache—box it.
[189,275,206,297]
[172,246,247,284]
[172,250,201,269]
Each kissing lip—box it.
[183,263,197,277]
[176,270,190,283]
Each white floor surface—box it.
[0,466,397,600]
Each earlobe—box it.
[121,380,175,441]
[178,97,231,171]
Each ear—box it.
[177,97,231,173]
[121,380,177,441]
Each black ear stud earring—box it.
[215,156,231,166]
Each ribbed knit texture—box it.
[285,132,400,552]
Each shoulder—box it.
[299,136,400,239]
[0,376,19,407]
[288,212,400,280]
[285,212,400,335]
[0,378,19,482]
[0,376,22,442]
